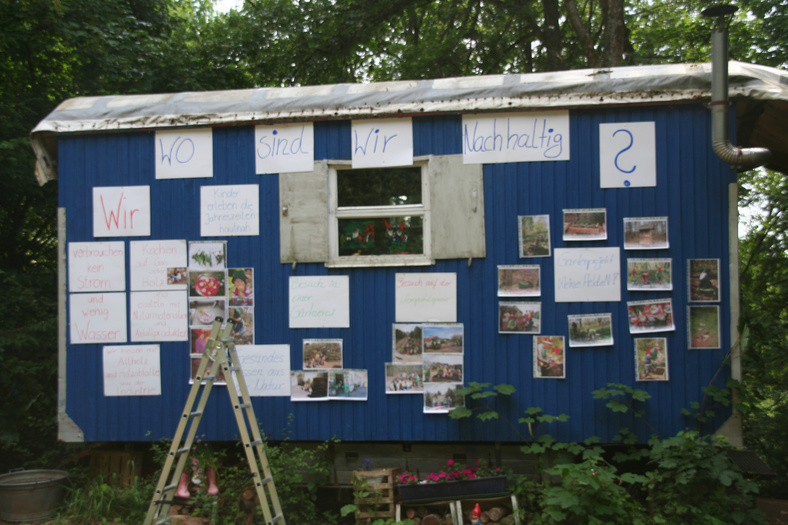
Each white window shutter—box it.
[428,155,486,259]
[279,160,329,263]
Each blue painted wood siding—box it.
[59,103,734,443]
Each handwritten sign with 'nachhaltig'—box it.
[554,248,621,302]
[103,344,161,396]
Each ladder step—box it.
[248,439,262,447]
[272,513,286,523]
[227,365,242,372]
[176,446,191,455]
[237,402,252,409]
[189,409,204,417]
[259,475,273,484]
[163,482,178,492]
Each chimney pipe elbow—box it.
[712,139,772,170]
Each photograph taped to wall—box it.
[627,299,675,334]
[290,370,329,401]
[423,353,463,384]
[189,298,226,328]
[229,306,254,345]
[392,323,423,363]
[422,323,464,354]
[303,338,343,369]
[623,217,669,250]
[423,382,465,414]
[563,208,607,241]
[189,270,226,299]
[385,363,424,394]
[188,240,227,270]
[627,258,672,291]
[533,336,565,379]
[228,268,254,306]
[499,302,541,334]
[688,258,721,302]
[498,265,541,297]
[688,305,721,349]
[635,338,668,381]
[519,214,551,257]
[568,313,613,347]
[328,369,368,400]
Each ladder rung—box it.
[248,439,262,447]
[176,446,191,455]
[271,513,286,524]
[227,365,242,372]
[189,409,204,417]
[163,482,178,492]
[237,402,252,409]
[259,475,273,484]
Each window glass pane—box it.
[338,217,423,256]
[337,167,422,207]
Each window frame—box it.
[326,158,433,268]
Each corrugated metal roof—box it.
[30,61,788,183]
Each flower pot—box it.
[398,476,507,501]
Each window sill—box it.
[325,256,435,269]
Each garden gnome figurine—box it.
[470,503,482,524]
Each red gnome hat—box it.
[472,503,482,519]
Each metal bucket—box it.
[0,469,69,522]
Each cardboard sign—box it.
[235,344,291,396]
[69,292,127,344]
[462,111,570,164]
[129,290,189,342]
[255,123,314,174]
[68,241,126,292]
[200,184,260,236]
[554,248,621,302]
[103,345,161,396]
[351,118,414,168]
[395,273,457,322]
[289,276,350,328]
[599,122,656,188]
[155,128,213,179]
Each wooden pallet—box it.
[353,467,400,523]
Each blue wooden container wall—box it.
[59,103,734,443]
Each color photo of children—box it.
[385,363,424,394]
[635,338,668,381]
[228,268,254,306]
[303,339,343,369]
[533,336,565,378]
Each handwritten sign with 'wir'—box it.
[352,118,413,168]
[103,344,161,396]
[395,272,457,322]
[289,276,350,328]
[235,345,291,396]
[200,184,260,237]
[93,186,151,238]
[554,248,621,303]
[462,111,570,164]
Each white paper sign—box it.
[155,128,213,179]
[68,241,126,292]
[289,276,350,328]
[93,186,151,238]
[130,240,187,291]
[599,122,656,188]
[462,111,570,164]
[235,344,291,396]
[103,344,161,396]
[554,248,621,302]
[395,273,457,322]
[200,184,260,236]
[255,123,314,174]
[69,292,127,344]
[352,118,413,168]
[129,290,188,342]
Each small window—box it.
[328,163,431,267]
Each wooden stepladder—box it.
[144,318,285,525]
